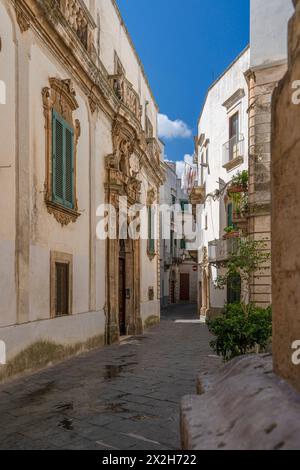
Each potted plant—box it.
[228,170,248,194]
[223,225,240,239]
[232,193,249,220]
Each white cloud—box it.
[158,113,192,140]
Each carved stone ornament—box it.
[15,8,30,33]
[88,96,97,114]
[105,119,142,204]
[42,78,81,226]
[147,188,156,206]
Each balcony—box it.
[109,74,142,122]
[222,134,244,172]
[208,238,239,264]
[146,137,161,164]
[189,184,206,206]
[59,0,96,52]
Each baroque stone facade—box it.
[0,0,164,372]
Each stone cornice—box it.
[222,88,245,110]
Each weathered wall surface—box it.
[0,1,16,328]
[247,0,293,307]
[272,0,300,393]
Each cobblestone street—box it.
[0,304,220,450]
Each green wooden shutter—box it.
[65,126,74,209]
[148,207,155,253]
[227,203,233,227]
[52,111,64,205]
[52,110,74,209]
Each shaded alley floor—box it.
[0,304,221,450]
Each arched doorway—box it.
[118,237,137,337]
[105,120,143,344]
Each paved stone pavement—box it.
[0,304,221,450]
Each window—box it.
[229,112,239,161]
[42,78,80,226]
[148,206,155,254]
[229,112,239,139]
[227,202,233,227]
[55,262,69,317]
[50,252,72,318]
[170,230,174,256]
[180,200,189,212]
[147,189,156,260]
[52,109,74,209]
[227,274,241,304]
[180,200,188,249]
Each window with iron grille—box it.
[55,262,69,317]
[52,109,74,209]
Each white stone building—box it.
[0,0,164,372]
[193,47,250,318]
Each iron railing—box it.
[208,237,239,263]
[222,133,244,166]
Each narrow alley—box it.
[0,305,220,450]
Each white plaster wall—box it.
[0,2,17,327]
[250,0,293,68]
[0,310,105,361]
[28,44,91,319]
[197,48,250,310]
[95,112,110,312]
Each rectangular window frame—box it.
[50,251,73,318]
[52,109,74,210]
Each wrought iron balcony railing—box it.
[222,134,244,167]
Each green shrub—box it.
[206,303,272,362]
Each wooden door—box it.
[180,273,190,301]
[118,258,126,336]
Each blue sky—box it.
[117,0,250,163]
